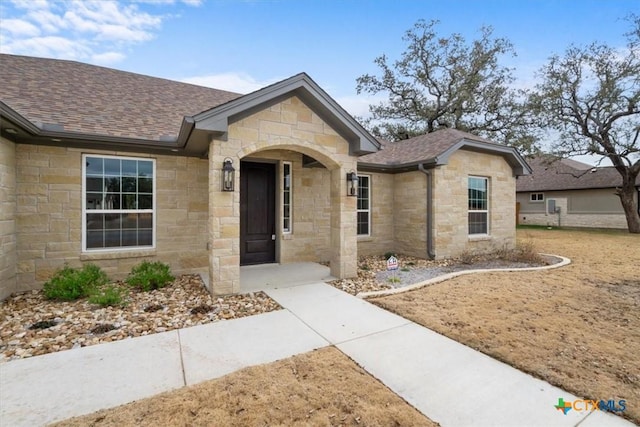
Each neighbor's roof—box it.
[358,128,531,175]
[516,156,640,192]
[0,54,240,141]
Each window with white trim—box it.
[468,176,489,235]
[83,155,155,251]
[530,193,544,202]
[357,175,370,236]
[282,162,292,233]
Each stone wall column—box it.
[329,165,357,279]
[208,141,240,295]
[0,137,17,301]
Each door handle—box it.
[271,234,276,240]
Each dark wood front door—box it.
[240,161,276,265]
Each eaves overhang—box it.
[0,101,194,156]
[438,139,532,176]
[357,138,532,176]
[188,72,380,157]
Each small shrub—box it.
[498,242,544,264]
[43,264,109,301]
[458,250,476,265]
[388,276,401,283]
[383,251,397,260]
[126,261,174,291]
[89,285,127,307]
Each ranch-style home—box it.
[517,156,640,229]
[0,54,531,300]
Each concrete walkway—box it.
[0,282,633,427]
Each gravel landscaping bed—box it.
[0,274,280,363]
[330,252,557,295]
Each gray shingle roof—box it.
[0,54,240,142]
[358,128,499,165]
[516,156,639,191]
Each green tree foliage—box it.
[531,15,640,233]
[356,20,536,152]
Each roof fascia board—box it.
[0,101,41,134]
[193,73,380,155]
[358,159,438,174]
[1,101,192,155]
[436,139,532,176]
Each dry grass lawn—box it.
[54,347,437,427]
[371,228,640,424]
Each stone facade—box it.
[248,150,332,263]
[517,189,632,229]
[207,95,358,294]
[393,171,428,258]
[1,136,17,300]
[356,150,517,260]
[357,172,394,256]
[432,150,516,258]
[13,145,209,292]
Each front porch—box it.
[187,261,335,298]
[240,262,335,292]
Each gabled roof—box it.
[516,156,640,192]
[0,54,240,142]
[186,72,380,156]
[0,54,379,157]
[358,128,531,175]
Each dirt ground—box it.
[54,347,437,427]
[371,228,640,424]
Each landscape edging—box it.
[356,253,571,299]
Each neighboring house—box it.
[516,156,640,229]
[0,54,530,300]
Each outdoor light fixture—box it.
[222,158,235,192]
[347,170,358,197]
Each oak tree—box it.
[531,15,640,233]
[356,20,536,152]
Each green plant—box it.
[388,277,401,283]
[126,261,174,291]
[89,285,127,307]
[401,267,410,272]
[43,264,109,301]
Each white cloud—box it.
[91,51,126,64]
[181,72,282,94]
[334,94,385,119]
[0,18,41,36]
[1,35,91,59]
[0,0,196,64]
[133,0,203,5]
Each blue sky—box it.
[0,0,637,149]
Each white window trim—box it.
[357,174,371,237]
[81,153,156,253]
[468,176,490,236]
[530,192,545,203]
[282,161,292,234]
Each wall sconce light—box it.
[347,170,358,197]
[222,158,235,192]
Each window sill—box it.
[468,234,492,242]
[357,235,373,242]
[80,248,156,261]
